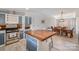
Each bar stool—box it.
[51,26,53,31]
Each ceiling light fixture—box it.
[26,8,29,10]
[59,8,64,22]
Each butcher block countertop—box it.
[26,30,56,41]
[0,24,6,30]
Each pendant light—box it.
[59,9,64,22]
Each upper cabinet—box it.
[29,17,32,25]
[6,14,18,24]
[18,16,22,24]
[25,16,28,25]
[25,16,32,25]
[0,14,5,24]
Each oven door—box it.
[9,32,17,38]
[7,32,18,40]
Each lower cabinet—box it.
[0,31,5,45]
[20,31,23,39]
[26,35,37,51]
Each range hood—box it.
[6,24,17,28]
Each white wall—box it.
[54,12,76,29]
[54,12,76,19]
[44,16,56,27]
[31,16,47,30]
[25,11,77,32]
[76,17,79,35]
[26,12,56,30]
[31,16,56,30]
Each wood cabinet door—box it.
[0,14,5,24]
[19,16,22,24]
[0,33,4,45]
[6,14,18,24]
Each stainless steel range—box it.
[6,24,20,45]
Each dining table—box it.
[53,26,73,38]
[54,26,64,35]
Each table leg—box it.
[51,37,53,48]
[49,37,53,51]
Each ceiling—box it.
[25,8,79,18]
[28,8,79,16]
[0,8,26,15]
[0,8,79,16]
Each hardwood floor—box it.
[0,35,79,51]
[51,35,79,51]
[0,39,26,51]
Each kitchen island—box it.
[26,30,56,51]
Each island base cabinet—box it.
[26,34,50,51]
[37,40,49,51]
[20,31,23,39]
[26,35,37,51]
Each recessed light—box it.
[26,8,29,10]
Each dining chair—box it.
[61,27,67,36]
[66,27,74,38]
[51,26,53,31]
